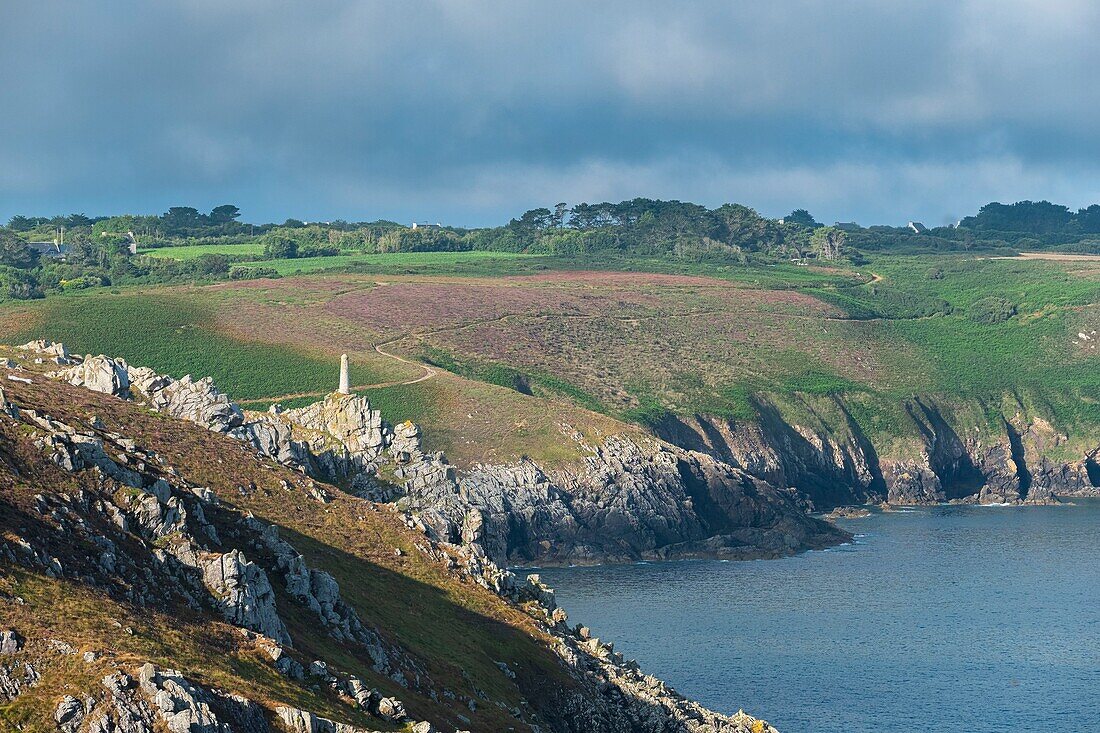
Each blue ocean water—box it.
[537,502,1100,733]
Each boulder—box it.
[196,550,290,645]
[54,695,86,732]
[59,355,130,396]
[0,629,23,654]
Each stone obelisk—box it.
[338,353,350,394]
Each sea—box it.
[536,501,1100,733]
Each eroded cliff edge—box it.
[650,393,1099,509]
[25,340,845,570]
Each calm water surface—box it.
[536,502,1100,733]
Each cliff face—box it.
[402,435,844,567]
[36,341,845,569]
[0,343,780,733]
[650,395,1099,509]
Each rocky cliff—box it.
[651,394,1099,509]
[1,341,781,733]
[34,341,845,568]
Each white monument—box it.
[338,353,350,394]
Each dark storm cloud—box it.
[3,1,1100,225]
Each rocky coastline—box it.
[651,398,1099,510]
[1,340,782,732]
[29,340,848,569]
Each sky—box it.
[3,1,1100,227]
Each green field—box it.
[236,249,542,275]
[0,291,396,400]
[140,242,267,259]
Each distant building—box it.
[99,229,140,254]
[26,241,70,259]
[27,229,70,260]
[410,222,442,230]
[907,221,929,234]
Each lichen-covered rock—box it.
[59,355,131,396]
[138,663,268,733]
[275,706,382,733]
[131,370,245,432]
[376,695,407,721]
[883,457,945,504]
[402,435,846,566]
[239,393,392,481]
[18,339,72,364]
[197,550,290,645]
[54,694,87,732]
[88,672,157,733]
[0,661,38,701]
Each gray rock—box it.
[197,550,290,645]
[274,706,380,733]
[0,629,23,654]
[55,694,87,732]
[0,661,38,701]
[376,695,406,721]
[59,355,131,396]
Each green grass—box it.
[531,253,866,289]
[237,250,542,276]
[0,291,388,400]
[140,242,267,259]
[420,345,606,413]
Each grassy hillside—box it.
[0,252,1096,467]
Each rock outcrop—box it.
[651,395,1100,508]
[403,435,845,565]
[38,341,846,565]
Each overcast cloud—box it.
[2,1,1100,225]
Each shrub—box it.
[263,237,298,260]
[0,265,43,300]
[60,275,104,290]
[298,244,340,258]
[968,296,1017,324]
[229,266,280,281]
[191,254,231,276]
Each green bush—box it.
[263,237,298,260]
[60,275,104,290]
[0,265,43,300]
[298,244,340,258]
[228,266,280,280]
[968,296,1017,324]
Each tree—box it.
[784,209,820,227]
[192,254,230,275]
[549,203,568,229]
[510,208,553,232]
[65,213,92,228]
[0,229,40,269]
[7,215,39,232]
[161,207,203,233]
[0,266,42,300]
[264,236,298,259]
[208,204,241,224]
[810,226,845,259]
